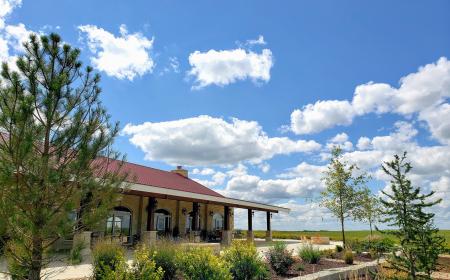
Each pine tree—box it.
[321,146,367,248]
[379,152,444,280]
[0,34,126,280]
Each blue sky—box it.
[1,0,450,230]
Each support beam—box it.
[146,197,157,231]
[265,211,272,242]
[222,206,232,246]
[224,206,230,231]
[144,197,157,245]
[192,202,199,231]
[204,204,208,231]
[247,209,254,242]
[175,200,180,237]
[190,202,201,242]
[137,196,143,235]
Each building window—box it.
[212,213,223,230]
[105,206,132,237]
[186,216,193,231]
[155,209,171,232]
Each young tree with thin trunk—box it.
[320,146,366,248]
[379,152,444,280]
[0,34,126,280]
[353,187,382,239]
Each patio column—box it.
[221,206,232,246]
[137,196,143,236]
[191,202,201,242]
[265,211,272,242]
[143,197,157,245]
[247,209,254,242]
[175,200,180,237]
[204,203,208,231]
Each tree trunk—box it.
[410,258,416,280]
[340,214,346,248]
[29,236,43,280]
[367,221,374,249]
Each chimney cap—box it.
[172,166,188,178]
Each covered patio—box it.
[70,165,289,252]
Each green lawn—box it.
[240,230,450,248]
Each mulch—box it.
[268,257,351,279]
[437,255,450,273]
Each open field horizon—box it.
[240,229,450,248]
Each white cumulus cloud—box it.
[246,35,266,46]
[291,100,355,134]
[0,0,21,28]
[122,115,320,166]
[188,48,273,89]
[289,57,450,142]
[78,24,154,80]
[222,171,325,204]
[0,0,33,73]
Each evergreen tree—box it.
[354,187,383,238]
[379,152,444,280]
[321,146,367,248]
[0,34,126,280]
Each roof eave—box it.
[123,182,290,213]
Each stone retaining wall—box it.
[293,260,381,280]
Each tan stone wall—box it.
[114,194,235,236]
[116,194,142,235]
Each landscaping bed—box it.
[320,249,376,263]
[268,257,350,279]
[375,256,450,280]
[436,255,450,273]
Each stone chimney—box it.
[171,165,188,178]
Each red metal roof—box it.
[101,159,224,198]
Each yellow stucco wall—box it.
[115,194,234,236]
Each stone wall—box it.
[117,194,234,236]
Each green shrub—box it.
[129,246,164,280]
[366,236,395,254]
[176,246,232,280]
[92,241,128,280]
[298,244,321,264]
[320,249,335,258]
[295,263,305,271]
[69,241,84,265]
[335,245,343,252]
[346,239,362,253]
[222,240,268,280]
[347,236,396,259]
[343,251,354,265]
[149,240,178,280]
[266,241,294,275]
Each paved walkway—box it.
[255,238,342,257]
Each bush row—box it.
[92,240,269,280]
[92,237,395,280]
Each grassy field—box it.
[241,230,450,248]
